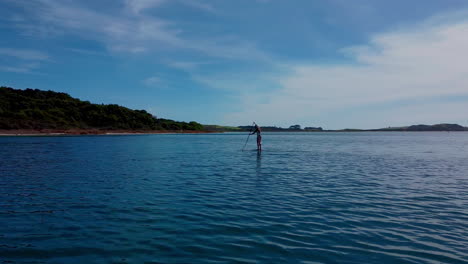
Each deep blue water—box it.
[0,132,467,264]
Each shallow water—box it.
[0,132,467,263]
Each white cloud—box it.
[9,0,263,61]
[10,0,181,53]
[225,16,468,128]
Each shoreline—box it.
[0,129,220,136]
[1,129,466,136]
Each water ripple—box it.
[1,133,467,263]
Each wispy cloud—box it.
[0,48,48,61]
[124,0,216,14]
[225,15,468,128]
[9,0,180,53]
[0,64,37,73]
[143,76,162,85]
[125,0,167,14]
[183,0,217,13]
[7,0,263,61]
[65,48,108,56]
[167,61,209,71]
[142,75,170,89]
[0,48,48,73]
[191,70,280,93]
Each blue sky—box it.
[1,0,468,129]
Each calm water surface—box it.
[0,132,467,263]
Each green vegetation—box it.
[406,124,466,131]
[370,124,467,132]
[0,86,203,130]
[237,125,323,132]
[202,125,242,132]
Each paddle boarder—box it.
[250,122,262,151]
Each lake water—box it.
[0,132,467,264]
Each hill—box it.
[372,124,467,132]
[0,86,203,131]
[406,124,466,131]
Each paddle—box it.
[241,122,255,151]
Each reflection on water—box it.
[256,150,262,175]
[0,132,468,264]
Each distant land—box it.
[366,124,468,132]
[0,86,204,134]
[1,86,467,135]
[234,124,468,132]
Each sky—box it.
[1,0,468,129]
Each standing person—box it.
[250,122,262,151]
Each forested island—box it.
[370,124,467,131]
[0,86,203,134]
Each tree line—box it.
[237,125,323,131]
[0,86,203,130]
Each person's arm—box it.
[250,127,258,135]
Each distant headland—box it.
[1,86,467,135]
[0,86,205,135]
[208,124,468,132]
